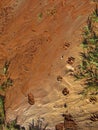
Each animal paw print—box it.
[28,93,35,105]
[62,87,69,95]
[63,42,70,50]
[67,57,75,65]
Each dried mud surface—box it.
[0,0,97,130]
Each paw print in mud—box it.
[28,93,35,105]
[63,42,70,50]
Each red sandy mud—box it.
[0,0,95,128]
